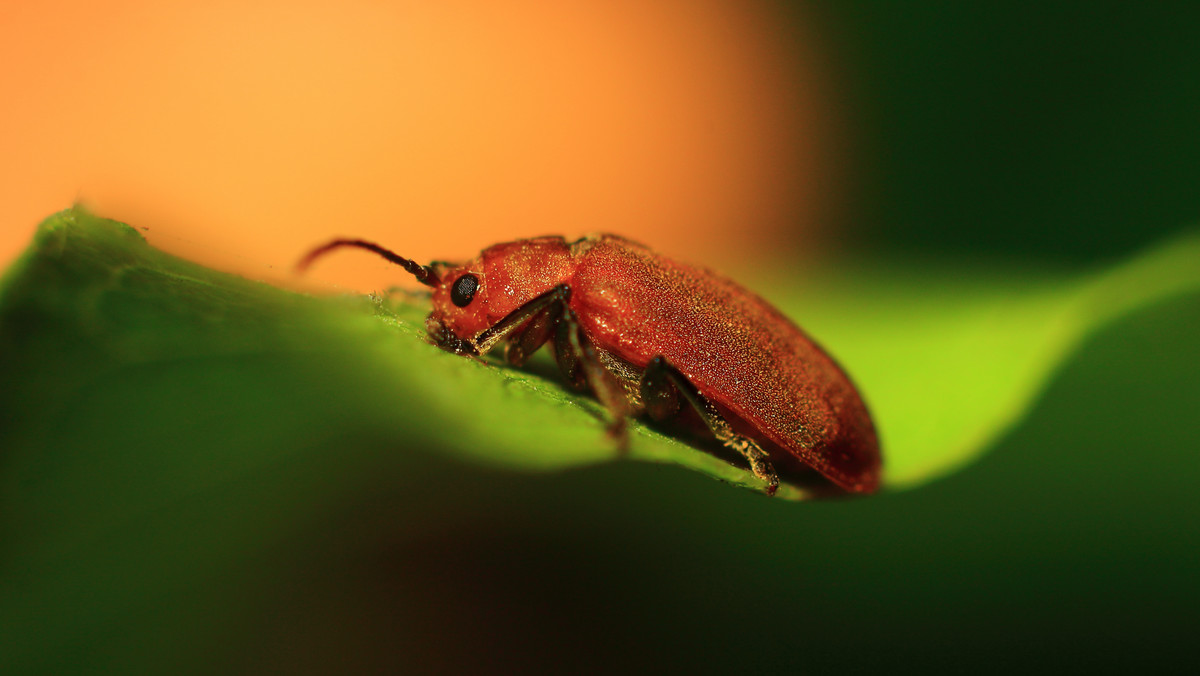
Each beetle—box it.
[297,234,880,496]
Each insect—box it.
[297,234,880,496]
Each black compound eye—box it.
[450,274,479,307]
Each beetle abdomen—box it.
[571,236,880,492]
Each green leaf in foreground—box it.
[2,208,1200,673]
[2,208,1199,500]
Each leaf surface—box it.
[2,209,1198,500]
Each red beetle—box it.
[298,234,880,495]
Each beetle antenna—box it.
[296,239,439,287]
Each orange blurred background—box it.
[1,0,841,292]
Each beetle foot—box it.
[606,417,630,455]
[727,437,780,496]
[753,461,781,496]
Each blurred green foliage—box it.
[2,209,1198,673]
[801,2,1200,260]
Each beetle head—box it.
[298,236,576,356]
[425,256,493,354]
[295,237,495,353]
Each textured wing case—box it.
[570,236,880,492]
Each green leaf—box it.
[2,208,1198,503]
[2,208,1199,672]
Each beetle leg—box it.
[551,315,587,390]
[503,302,558,367]
[469,284,572,356]
[466,284,629,449]
[558,308,631,449]
[640,356,780,496]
